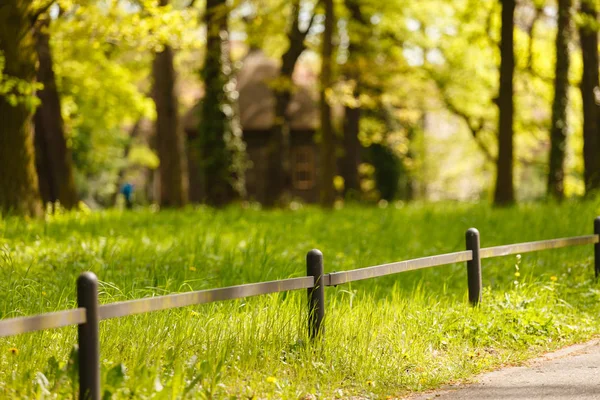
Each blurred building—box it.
[183,49,324,204]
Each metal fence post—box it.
[306,249,325,340]
[466,228,482,305]
[595,217,600,278]
[77,272,100,400]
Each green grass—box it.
[2,200,600,398]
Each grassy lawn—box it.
[1,201,600,398]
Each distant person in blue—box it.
[120,182,134,209]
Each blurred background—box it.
[1,0,598,215]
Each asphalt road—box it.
[409,339,600,400]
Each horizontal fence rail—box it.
[2,216,600,399]
[480,235,599,259]
[99,277,314,320]
[0,308,86,338]
[325,251,473,286]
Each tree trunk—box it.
[319,0,336,208]
[265,90,291,207]
[0,1,42,217]
[494,0,516,206]
[341,0,367,197]
[579,0,600,193]
[198,0,239,206]
[153,0,189,208]
[547,0,573,199]
[264,0,312,206]
[342,103,361,196]
[33,17,78,209]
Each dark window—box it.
[292,146,315,190]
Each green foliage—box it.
[46,0,197,203]
[242,0,309,59]
[329,0,589,200]
[0,51,42,109]
[0,0,594,204]
[2,202,600,396]
[0,0,588,204]
[127,145,160,169]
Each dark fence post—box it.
[307,249,325,340]
[466,228,482,305]
[594,217,600,278]
[77,272,100,400]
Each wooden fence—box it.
[1,217,600,399]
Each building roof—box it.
[183,49,319,133]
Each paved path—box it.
[409,339,600,400]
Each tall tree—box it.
[494,0,516,206]
[264,0,316,206]
[319,0,336,207]
[34,16,78,209]
[579,0,600,193]
[199,0,244,206]
[153,0,189,208]
[341,0,367,197]
[547,0,573,199]
[0,1,43,217]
